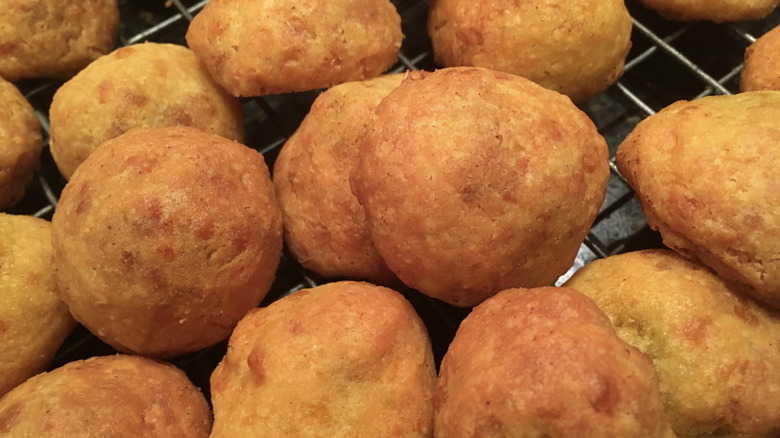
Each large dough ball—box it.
[351,67,609,307]
[49,42,244,179]
[185,0,402,97]
[565,249,780,437]
[434,287,676,438]
[52,126,283,358]
[741,25,780,92]
[210,281,436,437]
[0,0,119,81]
[637,0,779,22]
[428,0,632,102]
[273,74,402,285]
[616,91,780,309]
[0,77,42,209]
[0,213,76,397]
[0,354,211,437]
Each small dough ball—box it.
[434,287,676,438]
[0,77,42,209]
[741,25,780,92]
[185,0,403,97]
[616,91,780,309]
[637,0,779,22]
[210,281,436,437]
[52,126,283,358]
[0,0,119,81]
[428,0,632,103]
[49,42,245,179]
[273,74,402,284]
[0,354,211,437]
[565,249,780,437]
[0,213,76,397]
[351,67,609,307]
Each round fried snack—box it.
[350,67,609,307]
[616,92,780,309]
[428,0,632,103]
[0,0,119,81]
[51,126,283,358]
[741,25,780,92]
[185,0,403,97]
[49,42,245,180]
[0,77,41,209]
[636,0,779,22]
[565,249,780,437]
[434,287,676,438]
[273,74,402,285]
[210,281,437,437]
[0,214,76,397]
[0,355,211,437]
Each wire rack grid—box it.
[7,0,780,394]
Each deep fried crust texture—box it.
[434,287,675,438]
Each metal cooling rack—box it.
[8,0,779,394]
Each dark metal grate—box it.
[8,0,779,395]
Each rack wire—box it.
[8,0,780,394]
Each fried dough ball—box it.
[741,25,780,92]
[0,214,76,397]
[51,126,283,358]
[185,0,403,97]
[0,0,119,81]
[0,355,211,437]
[637,0,779,22]
[427,0,632,103]
[273,74,402,285]
[0,77,41,209]
[49,42,244,179]
[210,281,436,437]
[350,67,609,307]
[434,287,676,438]
[616,91,780,309]
[565,249,780,437]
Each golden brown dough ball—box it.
[49,42,244,180]
[350,67,609,307]
[637,0,779,22]
[616,91,780,309]
[51,126,283,358]
[185,0,403,97]
[209,281,436,437]
[0,0,119,81]
[434,287,676,438]
[0,77,42,209]
[565,249,780,437]
[741,25,780,92]
[0,213,76,397]
[0,354,211,437]
[273,74,402,285]
[427,0,632,103]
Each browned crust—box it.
[434,287,675,437]
[273,74,403,284]
[616,92,780,309]
[741,25,780,92]
[565,249,780,437]
[427,0,632,102]
[0,213,76,397]
[52,126,283,358]
[49,42,244,179]
[210,281,436,437]
[0,355,212,437]
[0,78,42,208]
[185,0,403,97]
[0,0,119,81]
[351,67,609,307]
